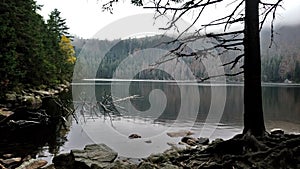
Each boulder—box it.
[129,134,141,139]
[211,138,224,144]
[181,137,198,146]
[138,162,157,169]
[16,159,47,169]
[161,163,179,169]
[33,90,53,97]
[72,144,118,168]
[198,137,209,145]
[52,153,74,169]
[0,109,14,118]
[109,160,138,169]
[53,144,118,169]
[21,95,42,110]
[144,140,152,144]
[270,129,284,136]
[180,137,209,146]
[0,157,21,165]
[5,93,17,102]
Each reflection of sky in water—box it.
[66,81,300,158]
[60,117,300,159]
[61,117,242,158]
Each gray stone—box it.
[0,157,21,165]
[21,95,42,109]
[138,162,157,169]
[270,129,284,136]
[128,134,141,139]
[42,164,56,169]
[33,90,53,96]
[0,109,14,118]
[144,140,152,144]
[109,160,138,169]
[148,154,168,164]
[53,153,74,169]
[181,137,198,146]
[16,159,47,169]
[5,93,17,101]
[198,137,209,145]
[53,144,118,169]
[211,138,223,144]
[161,163,179,169]
[74,144,118,168]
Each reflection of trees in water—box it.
[221,86,244,124]
[0,116,71,157]
[263,87,300,123]
[89,83,300,127]
[129,81,181,121]
[0,93,73,158]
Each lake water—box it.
[63,80,300,158]
[1,80,300,161]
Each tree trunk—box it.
[243,0,266,136]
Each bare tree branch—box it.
[259,0,283,47]
[221,53,244,69]
[143,0,223,11]
[198,70,244,81]
[100,0,283,78]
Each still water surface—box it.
[63,80,300,158]
[2,80,300,161]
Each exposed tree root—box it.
[145,131,300,169]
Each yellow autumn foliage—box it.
[59,35,76,64]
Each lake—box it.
[1,80,300,161]
[65,80,300,157]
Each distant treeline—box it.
[73,36,238,81]
[73,25,300,83]
[0,0,76,96]
[262,55,300,82]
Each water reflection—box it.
[7,81,292,158]
[263,86,300,124]
[73,81,300,128]
[4,82,298,160]
[0,92,73,160]
[70,81,300,157]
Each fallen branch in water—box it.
[73,93,141,124]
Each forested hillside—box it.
[73,36,219,81]
[73,25,300,83]
[0,0,76,97]
[261,25,300,82]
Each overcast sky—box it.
[36,0,300,39]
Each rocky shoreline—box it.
[0,82,70,130]
[0,129,299,169]
[49,130,300,169]
[2,129,296,169]
[1,85,299,169]
[0,82,72,169]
